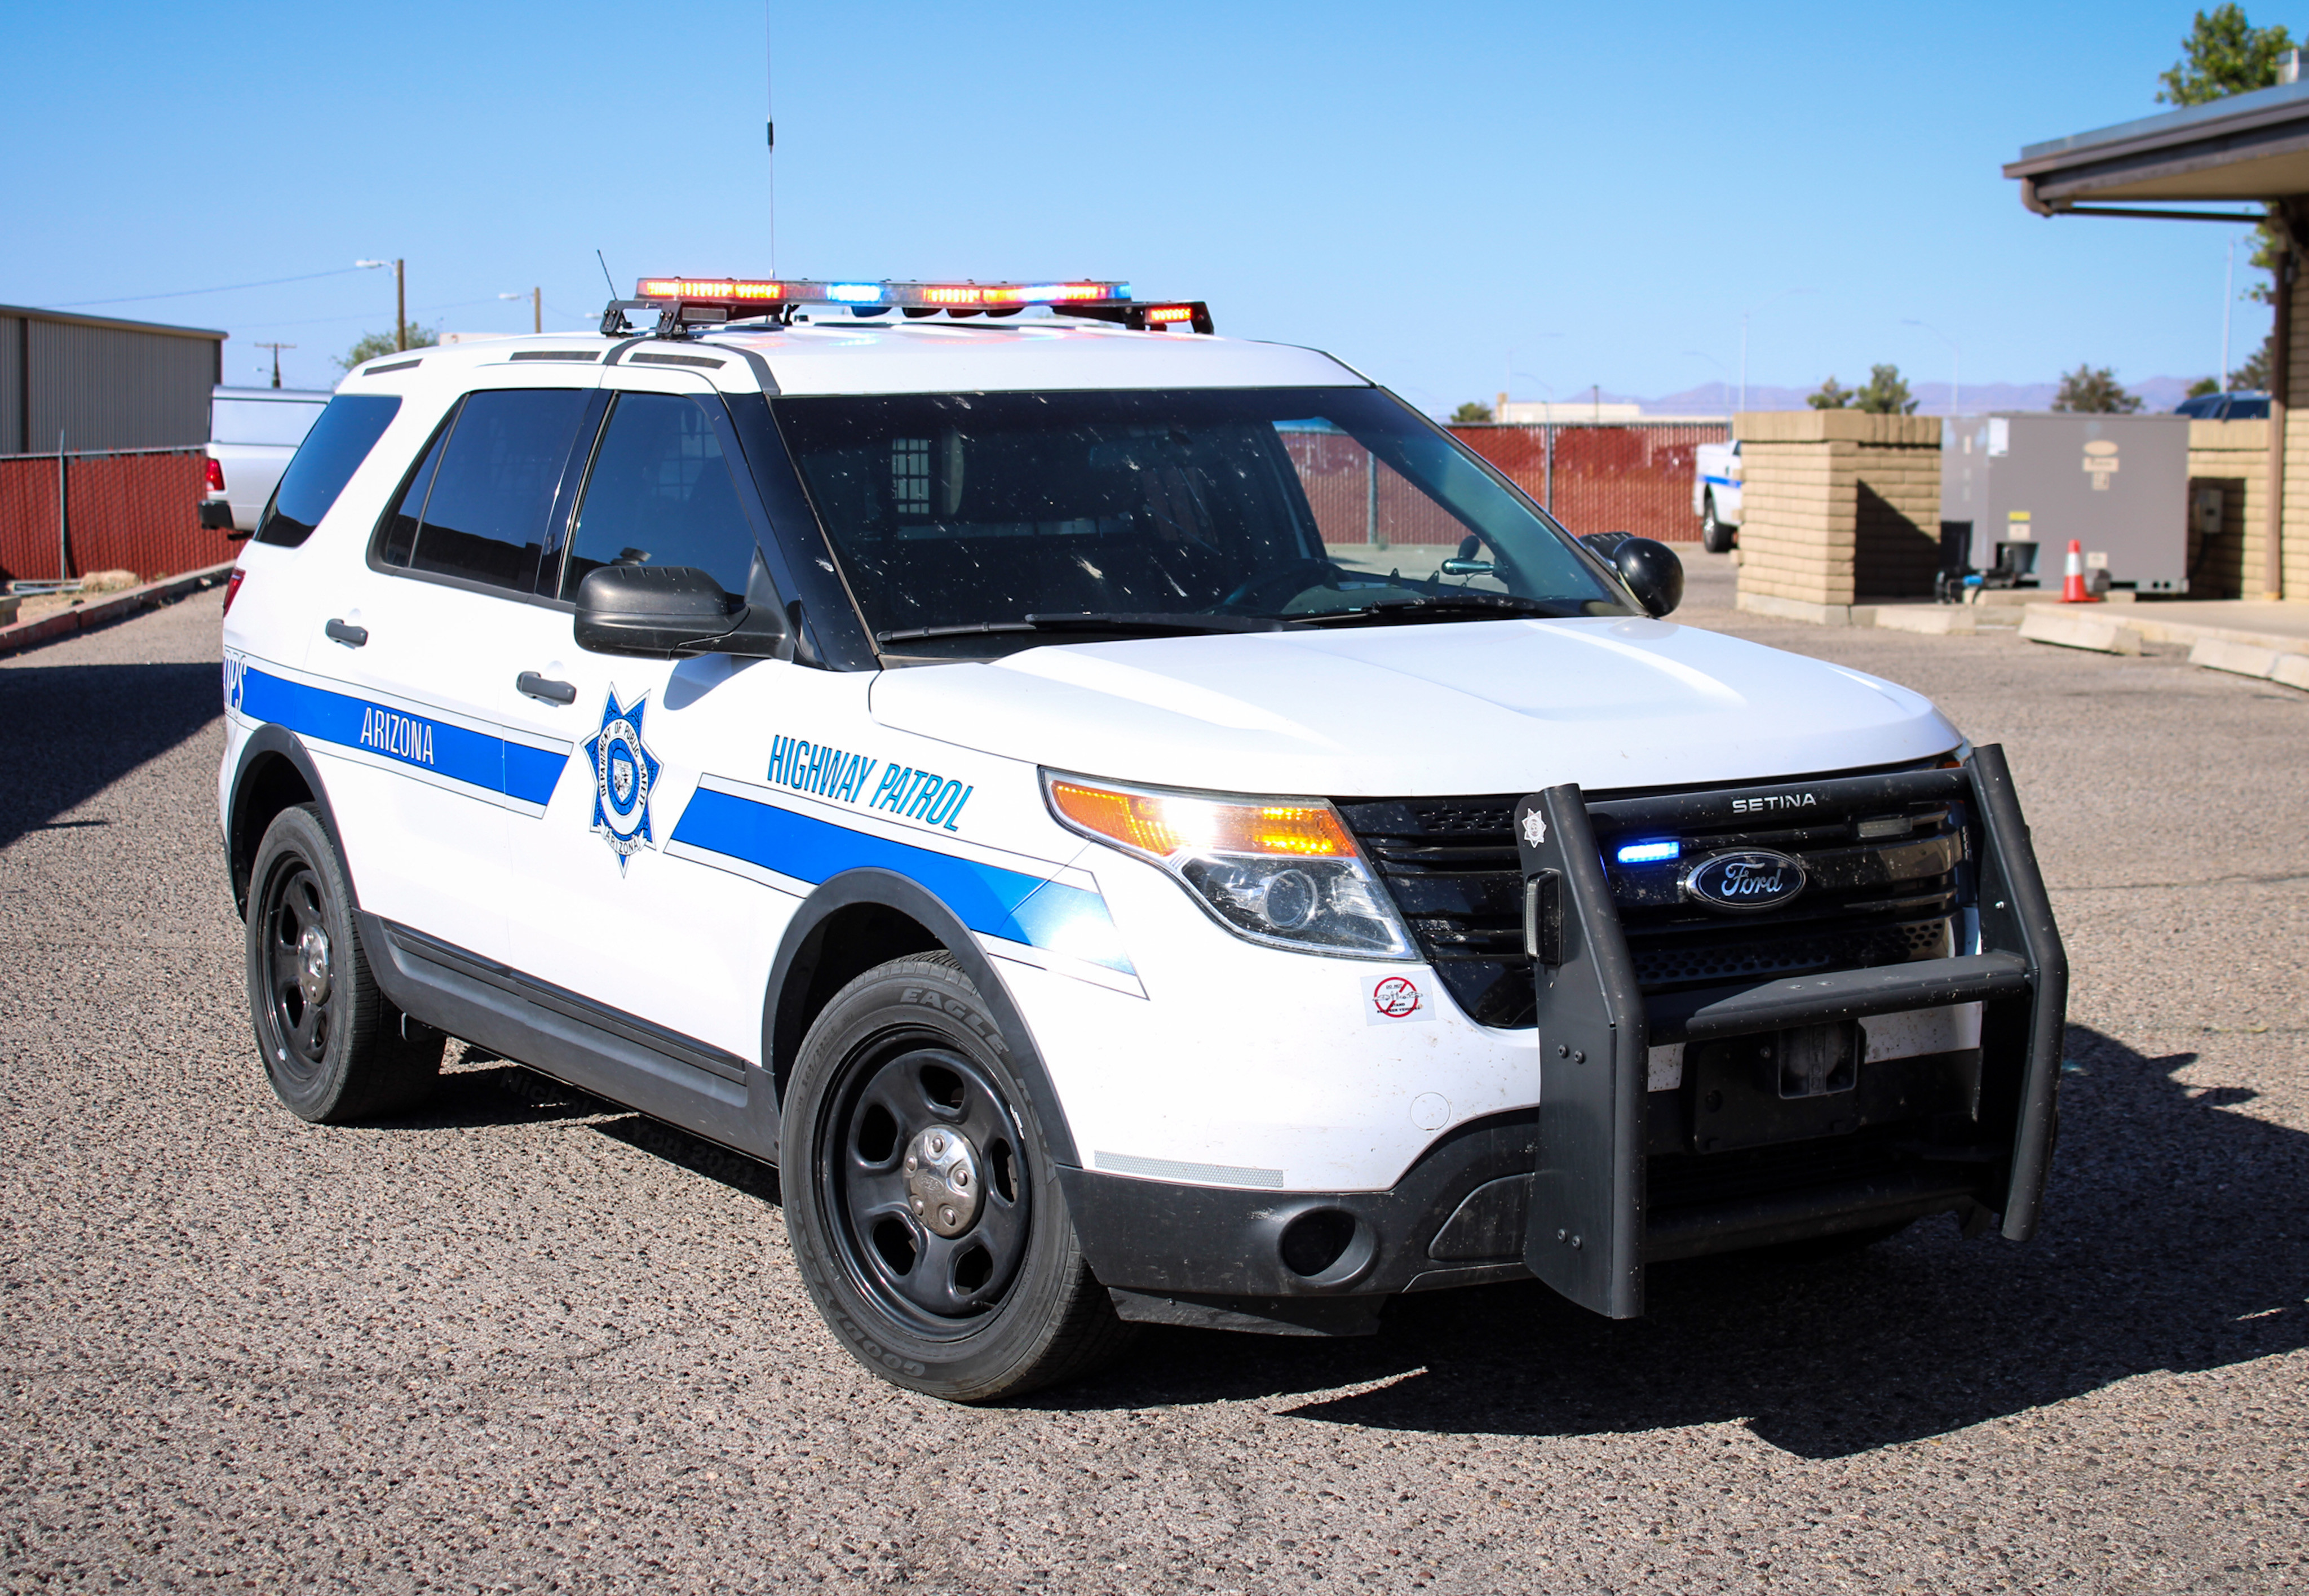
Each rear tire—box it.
[245,804,439,1123]
[1701,494,1737,554]
[781,952,1132,1402]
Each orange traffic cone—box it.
[2059,538,2095,603]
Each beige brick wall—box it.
[1733,412,1942,606]
[2187,418,2267,600]
[2285,303,2309,598]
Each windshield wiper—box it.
[878,612,1291,645]
[1294,593,1581,626]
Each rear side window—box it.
[252,396,402,548]
[561,392,759,601]
[375,389,591,592]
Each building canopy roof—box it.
[2006,78,2309,214]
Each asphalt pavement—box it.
[2,565,2304,1593]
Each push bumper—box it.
[1060,746,2063,1335]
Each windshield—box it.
[769,386,1634,658]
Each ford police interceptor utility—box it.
[217,276,2065,1402]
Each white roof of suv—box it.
[348,317,1366,397]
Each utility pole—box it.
[533,286,542,335]
[2223,232,2238,387]
[396,258,407,352]
[255,342,295,388]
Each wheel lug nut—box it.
[905,1155,918,1171]
[953,1167,968,1187]
[928,1133,945,1155]
[940,1205,957,1227]
[911,1196,924,1213]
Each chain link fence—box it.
[0,447,228,586]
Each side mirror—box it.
[573,564,791,659]
[1611,537,1684,618]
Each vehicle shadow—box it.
[0,659,223,850]
[1045,1023,2308,1460]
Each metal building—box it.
[0,305,225,456]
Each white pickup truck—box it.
[200,386,333,534]
[1692,438,1740,553]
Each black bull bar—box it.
[1513,745,2067,1319]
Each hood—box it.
[868,616,1960,797]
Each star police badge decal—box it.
[582,688,663,872]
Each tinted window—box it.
[400,389,591,591]
[253,396,402,548]
[772,386,1629,655]
[562,392,759,601]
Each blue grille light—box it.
[823,282,885,303]
[1615,839,1682,866]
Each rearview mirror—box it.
[573,564,791,659]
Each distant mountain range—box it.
[1622,377,2206,417]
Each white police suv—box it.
[218,277,2066,1401]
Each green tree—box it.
[1450,401,1495,423]
[2158,4,2293,104]
[2187,375,2222,397]
[1854,363,1918,415]
[2053,364,2144,414]
[1807,376,1855,410]
[337,325,440,371]
[2159,7,2297,302]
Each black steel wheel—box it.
[827,1041,1031,1329]
[1701,494,1737,555]
[245,804,437,1124]
[781,952,1131,1401]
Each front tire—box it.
[245,804,438,1123]
[781,953,1131,1402]
[1701,494,1737,554]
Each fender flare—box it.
[225,725,353,919]
[761,866,1080,1169]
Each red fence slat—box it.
[0,451,234,584]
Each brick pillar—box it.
[2188,416,2268,600]
[1733,411,1943,624]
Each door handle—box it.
[324,619,368,647]
[517,671,577,706]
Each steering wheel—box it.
[1217,558,1344,613]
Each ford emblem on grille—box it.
[1681,849,1806,912]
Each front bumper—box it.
[1059,745,2063,1335]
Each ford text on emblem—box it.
[1682,849,1806,912]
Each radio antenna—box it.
[596,250,617,297]
[776,1,785,274]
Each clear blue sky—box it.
[1,0,2277,410]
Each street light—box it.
[1902,318,1961,417]
[357,258,406,349]
[500,289,541,335]
[1740,289,1812,416]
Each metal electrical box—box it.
[1940,413,2192,592]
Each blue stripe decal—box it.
[671,787,1135,974]
[238,666,566,807]
[1701,474,1736,488]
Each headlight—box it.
[1042,772,1416,960]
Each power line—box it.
[37,265,375,309]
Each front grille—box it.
[1338,767,1970,1028]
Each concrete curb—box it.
[2189,636,2309,691]
[1874,606,1978,636]
[1735,591,1879,628]
[0,562,235,658]
[2018,606,2143,655]
[2013,598,2309,658]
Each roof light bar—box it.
[634,277,1132,310]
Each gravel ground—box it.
[2,571,2304,1594]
